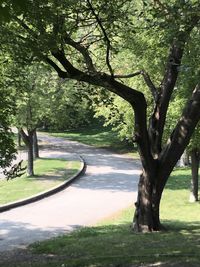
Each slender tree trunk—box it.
[33,129,39,158]
[27,138,34,176]
[19,128,35,176]
[189,149,199,202]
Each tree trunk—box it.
[33,129,39,158]
[19,128,35,176]
[133,169,163,232]
[27,138,34,176]
[189,149,199,202]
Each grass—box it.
[0,158,81,205]
[48,126,139,158]
[1,128,199,266]
[2,167,199,267]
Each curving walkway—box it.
[0,133,141,251]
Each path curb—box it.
[0,155,86,213]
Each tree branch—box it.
[159,83,200,181]
[14,16,38,39]
[51,50,83,77]
[64,34,96,73]
[159,15,200,119]
[86,0,114,76]
[148,16,200,156]
[45,57,67,79]
[114,70,158,101]
[113,71,141,79]
[140,70,158,101]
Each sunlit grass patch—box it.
[0,158,81,205]
[49,126,139,158]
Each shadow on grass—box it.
[30,168,79,182]
[0,219,199,267]
[27,220,200,267]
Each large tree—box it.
[1,0,200,232]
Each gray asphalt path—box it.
[0,133,141,251]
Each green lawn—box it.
[3,167,198,267]
[49,126,139,158]
[2,129,199,266]
[0,158,81,205]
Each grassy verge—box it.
[48,126,139,158]
[2,167,198,267]
[0,158,81,205]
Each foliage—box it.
[93,92,134,141]
[0,59,16,169]
[13,63,50,130]
[46,80,94,131]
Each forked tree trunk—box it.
[33,129,39,158]
[189,149,199,202]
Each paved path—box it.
[0,133,141,251]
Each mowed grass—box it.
[5,167,198,267]
[0,158,81,205]
[49,126,139,158]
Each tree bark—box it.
[33,129,39,158]
[19,128,35,176]
[189,149,199,202]
[27,138,34,176]
[133,167,165,232]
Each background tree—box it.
[13,62,54,176]
[1,0,200,232]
